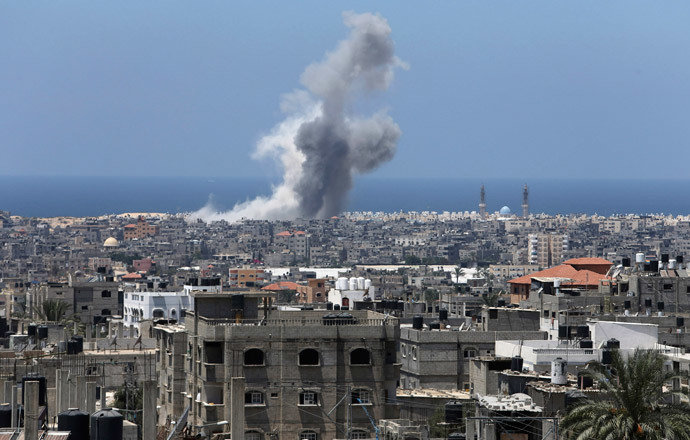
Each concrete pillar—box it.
[55,371,63,415]
[25,381,39,440]
[117,322,124,339]
[68,374,77,409]
[143,380,157,440]
[231,377,245,440]
[10,385,16,428]
[100,384,106,410]
[59,370,70,415]
[76,376,86,411]
[86,381,97,413]
[3,380,11,405]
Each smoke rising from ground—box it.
[192,11,405,222]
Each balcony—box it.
[202,363,225,382]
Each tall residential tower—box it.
[522,184,529,218]
[479,185,487,218]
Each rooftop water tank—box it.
[337,277,348,290]
[364,279,372,290]
[58,409,90,440]
[0,404,10,428]
[357,277,365,290]
[412,315,424,330]
[37,325,48,340]
[551,357,567,385]
[444,400,464,424]
[669,259,677,270]
[511,356,523,372]
[606,338,620,349]
[439,309,449,321]
[348,278,357,291]
[27,324,37,337]
[90,408,123,440]
[635,253,645,264]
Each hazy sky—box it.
[2,2,690,179]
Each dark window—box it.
[299,349,319,366]
[350,348,370,365]
[244,349,264,366]
[101,309,111,315]
[245,391,264,405]
[101,290,111,298]
[204,342,223,364]
[664,284,673,290]
[489,309,498,319]
[687,286,690,294]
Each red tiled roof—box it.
[262,281,301,291]
[122,273,142,280]
[124,224,136,228]
[294,230,306,235]
[276,231,292,237]
[509,265,605,287]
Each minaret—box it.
[522,184,529,218]
[479,185,487,218]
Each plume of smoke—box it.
[191,11,405,222]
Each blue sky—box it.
[2,2,690,179]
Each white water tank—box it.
[551,357,567,385]
[669,259,677,270]
[337,277,348,290]
[364,279,372,290]
[635,252,645,264]
[357,277,365,290]
[349,278,358,290]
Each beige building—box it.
[528,233,568,267]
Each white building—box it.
[123,290,192,337]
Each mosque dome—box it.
[499,206,512,215]
[103,237,119,247]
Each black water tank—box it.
[644,299,653,308]
[606,338,620,349]
[326,302,333,311]
[334,304,341,311]
[602,350,612,365]
[511,356,523,372]
[622,257,631,267]
[624,300,631,310]
[444,400,464,423]
[397,301,404,310]
[231,295,244,310]
[439,309,449,321]
[90,408,123,440]
[649,261,659,272]
[677,317,685,327]
[662,254,670,263]
[576,326,589,338]
[0,404,10,428]
[412,315,423,330]
[558,325,568,339]
[322,314,337,326]
[643,263,651,272]
[58,408,90,440]
[37,325,48,340]
[579,340,593,349]
[677,256,684,264]
[27,324,37,337]
[658,301,665,311]
[497,298,506,307]
[429,320,441,330]
[72,335,84,353]
[427,306,433,313]
[21,375,47,406]
[67,340,79,355]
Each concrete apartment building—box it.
[229,268,267,288]
[296,278,329,303]
[528,233,568,267]
[275,230,310,262]
[123,216,160,240]
[38,277,121,324]
[399,312,546,392]
[168,291,400,440]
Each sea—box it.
[1,175,689,218]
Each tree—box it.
[561,349,690,440]
[32,299,73,323]
[481,292,501,307]
[405,255,421,265]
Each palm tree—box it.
[481,291,501,307]
[561,349,690,440]
[32,298,73,323]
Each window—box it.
[664,284,673,290]
[101,290,111,298]
[245,391,264,405]
[101,309,111,316]
[204,342,224,364]
[246,432,262,440]
[244,349,265,366]
[352,389,370,404]
[350,348,371,365]
[300,431,318,440]
[351,430,368,439]
[401,343,407,358]
[411,346,417,360]
[81,306,89,311]
[463,348,477,358]
[298,349,319,366]
[299,391,318,406]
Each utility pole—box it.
[346,385,352,440]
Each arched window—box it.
[298,349,319,366]
[299,391,318,406]
[152,309,165,318]
[244,349,265,366]
[342,298,350,307]
[170,309,177,318]
[351,430,368,439]
[350,348,371,365]
[300,431,318,440]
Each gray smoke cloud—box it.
[192,11,405,222]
